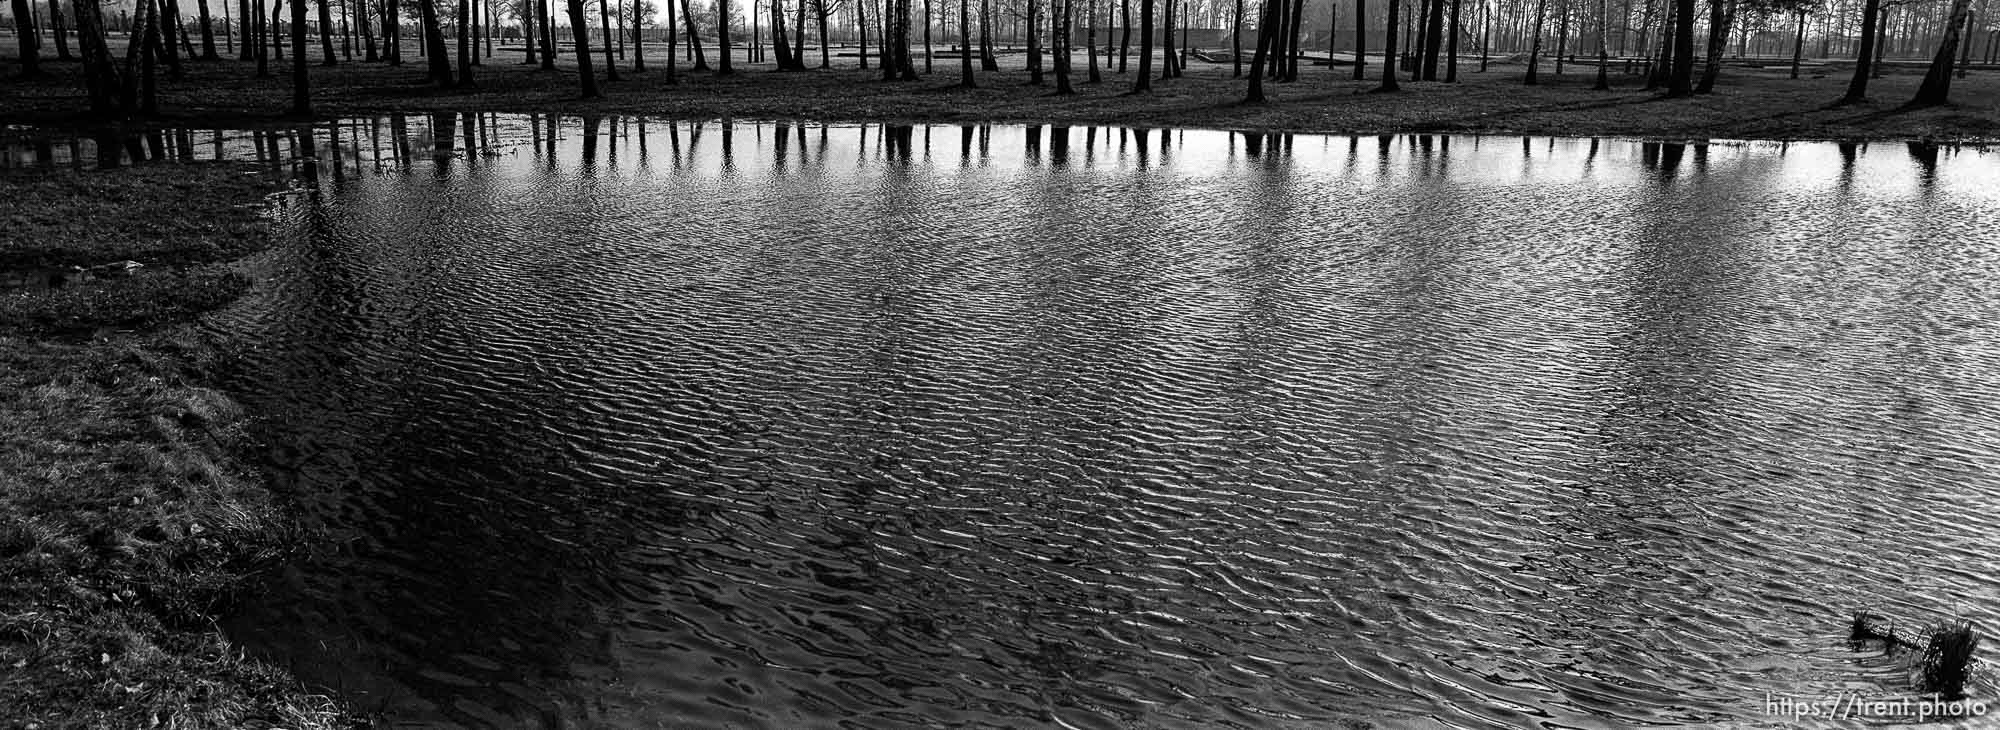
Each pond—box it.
[50,116,2000,727]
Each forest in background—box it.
[2,0,1992,120]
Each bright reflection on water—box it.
[57,115,2000,728]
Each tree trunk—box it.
[1666,0,1693,95]
[1377,0,1400,89]
[1245,0,1277,99]
[1133,0,1151,89]
[1694,0,1730,92]
[316,0,335,62]
[1421,0,1444,78]
[1055,0,1073,90]
[1647,0,1673,87]
[1446,0,1461,80]
[138,0,160,113]
[770,0,793,67]
[898,0,916,77]
[1411,0,1426,75]
[160,0,184,78]
[458,0,475,82]
[385,0,402,64]
[240,0,254,58]
[468,0,478,63]
[1953,8,1971,77]
[1353,0,1365,78]
[539,0,559,65]
[1553,0,1567,74]
[1158,0,1174,80]
[1842,0,1879,101]
[1593,0,1609,87]
[817,0,830,68]
[717,0,733,72]
[419,0,453,83]
[38,0,63,60]
[1480,0,1490,70]
[1086,0,1099,80]
[1524,0,1544,83]
[1117,0,1129,71]
[666,0,679,78]
[599,0,620,79]
[270,0,283,62]
[254,0,269,73]
[884,0,896,76]
[1284,0,1304,79]
[1029,0,1043,83]
[960,0,974,82]
[358,0,374,60]
[1592,0,1608,86]
[681,0,707,69]
[1266,0,1284,78]
[121,0,151,108]
[291,0,310,114]
[632,0,645,69]
[1912,0,1974,104]
[567,0,600,93]
[1231,0,1242,75]
[522,0,538,62]
[74,0,118,111]
[1788,8,1803,78]
[979,0,997,69]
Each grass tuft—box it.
[1917,621,1980,700]
[1,164,354,728]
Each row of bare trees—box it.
[5,0,1985,112]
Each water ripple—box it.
[181,119,2000,729]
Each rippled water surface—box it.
[113,117,2000,728]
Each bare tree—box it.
[1840,0,1880,100]
[1086,0,1099,80]
[599,0,620,79]
[1912,0,1974,103]
[1376,0,1401,90]
[567,0,601,93]
[959,0,975,82]
[681,0,708,69]
[1695,0,1734,92]
[317,0,337,62]
[1525,0,1546,83]
[1246,0,1276,99]
[459,0,477,82]
[538,0,558,67]
[1029,0,1044,84]
[1055,0,1073,91]
[633,0,646,69]
[1594,0,1611,87]
[74,0,119,110]
[718,0,733,72]
[292,0,312,113]
[979,0,996,68]
[771,0,801,68]
[1133,0,1151,89]
[1666,0,1693,94]
[1233,0,1243,75]
[1447,0,1462,80]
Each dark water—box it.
[53,116,2000,728]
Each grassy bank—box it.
[0,164,352,728]
[3,44,1997,142]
